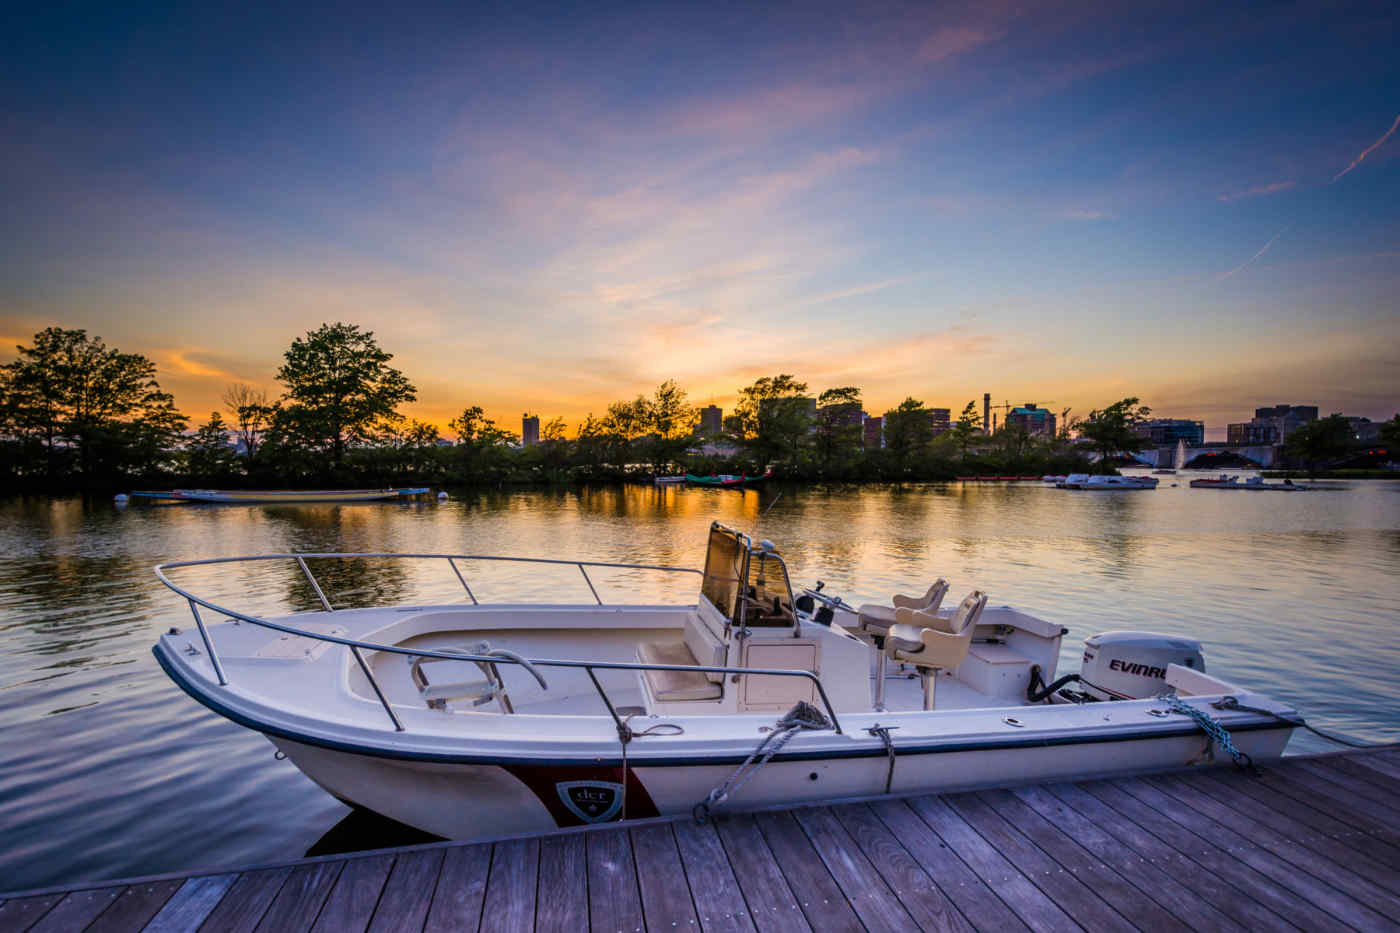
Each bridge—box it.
[1132,442,1279,468]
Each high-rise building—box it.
[521,413,540,446]
[699,405,722,436]
[930,408,950,437]
[1005,403,1056,438]
[863,415,883,449]
[983,393,991,435]
[1227,404,1317,445]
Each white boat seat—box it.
[637,641,722,701]
[882,591,988,710]
[857,580,949,640]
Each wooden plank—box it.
[423,843,491,933]
[1010,784,1244,932]
[310,855,393,933]
[26,887,123,933]
[1079,779,1349,932]
[1131,776,1400,929]
[673,820,757,933]
[1294,758,1400,816]
[481,840,538,933]
[791,807,914,932]
[1267,762,1400,832]
[367,850,444,933]
[198,867,291,933]
[0,894,62,933]
[1157,773,1400,905]
[1190,771,1400,895]
[254,861,343,933]
[1346,751,1400,785]
[1253,767,1400,855]
[631,825,704,931]
[587,829,644,933]
[754,811,862,933]
[1318,752,1400,795]
[86,880,183,932]
[831,803,974,933]
[143,875,239,933]
[945,793,1135,933]
[1045,783,1293,932]
[1203,769,1400,870]
[904,794,1082,932]
[976,788,1193,933]
[869,799,1029,933]
[535,835,589,933]
[712,814,810,933]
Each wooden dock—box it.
[4,746,1399,932]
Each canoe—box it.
[685,470,773,488]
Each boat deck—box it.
[4,746,1399,932]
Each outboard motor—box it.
[1079,631,1204,701]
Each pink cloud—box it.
[1333,113,1400,183]
[918,26,1002,65]
[1217,180,1296,202]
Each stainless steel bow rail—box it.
[154,552,843,736]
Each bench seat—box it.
[637,641,722,701]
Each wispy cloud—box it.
[797,278,911,307]
[1064,209,1113,221]
[1332,113,1400,183]
[159,348,238,380]
[1217,180,1295,202]
[1217,229,1286,281]
[917,26,1003,65]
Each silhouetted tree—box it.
[1285,413,1354,476]
[1079,397,1151,466]
[949,400,982,457]
[275,323,416,472]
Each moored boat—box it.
[130,488,430,504]
[152,523,1297,840]
[1058,473,1158,490]
[1190,475,1307,491]
[685,470,773,487]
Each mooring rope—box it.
[1161,692,1256,772]
[694,701,832,823]
[867,724,898,794]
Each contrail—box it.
[1333,113,1400,183]
[1219,228,1285,281]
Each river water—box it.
[2,475,1398,891]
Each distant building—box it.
[818,402,864,430]
[863,415,883,449]
[699,405,722,436]
[1345,416,1380,443]
[983,393,991,435]
[1227,404,1317,445]
[929,408,951,437]
[759,396,820,433]
[1004,403,1056,438]
[522,413,540,446]
[1137,418,1204,446]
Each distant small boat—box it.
[685,470,773,488]
[129,488,430,504]
[652,475,687,485]
[1189,475,1307,491]
[1058,474,1158,490]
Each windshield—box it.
[700,524,748,621]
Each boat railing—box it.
[155,552,843,737]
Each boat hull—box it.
[271,723,1293,839]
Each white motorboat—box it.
[1190,475,1308,491]
[1058,473,1159,490]
[152,523,1296,840]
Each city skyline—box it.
[2,1,1397,438]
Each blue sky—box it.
[2,0,1396,437]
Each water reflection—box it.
[0,479,1398,890]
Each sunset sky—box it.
[2,0,1397,439]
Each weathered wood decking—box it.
[4,747,1400,932]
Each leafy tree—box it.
[222,383,272,459]
[949,400,982,457]
[0,327,186,486]
[1377,414,1400,453]
[275,323,416,471]
[541,417,568,443]
[1079,397,1151,465]
[884,398,934,468]
[448,405,518,482]
[1284,413,1355,476]
[733,374,810,466]
[185,412,239,481]
[815,386,863,473]
[640,380,697,474]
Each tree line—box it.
[7,322,1388,492]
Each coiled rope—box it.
[694,701,832,823]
